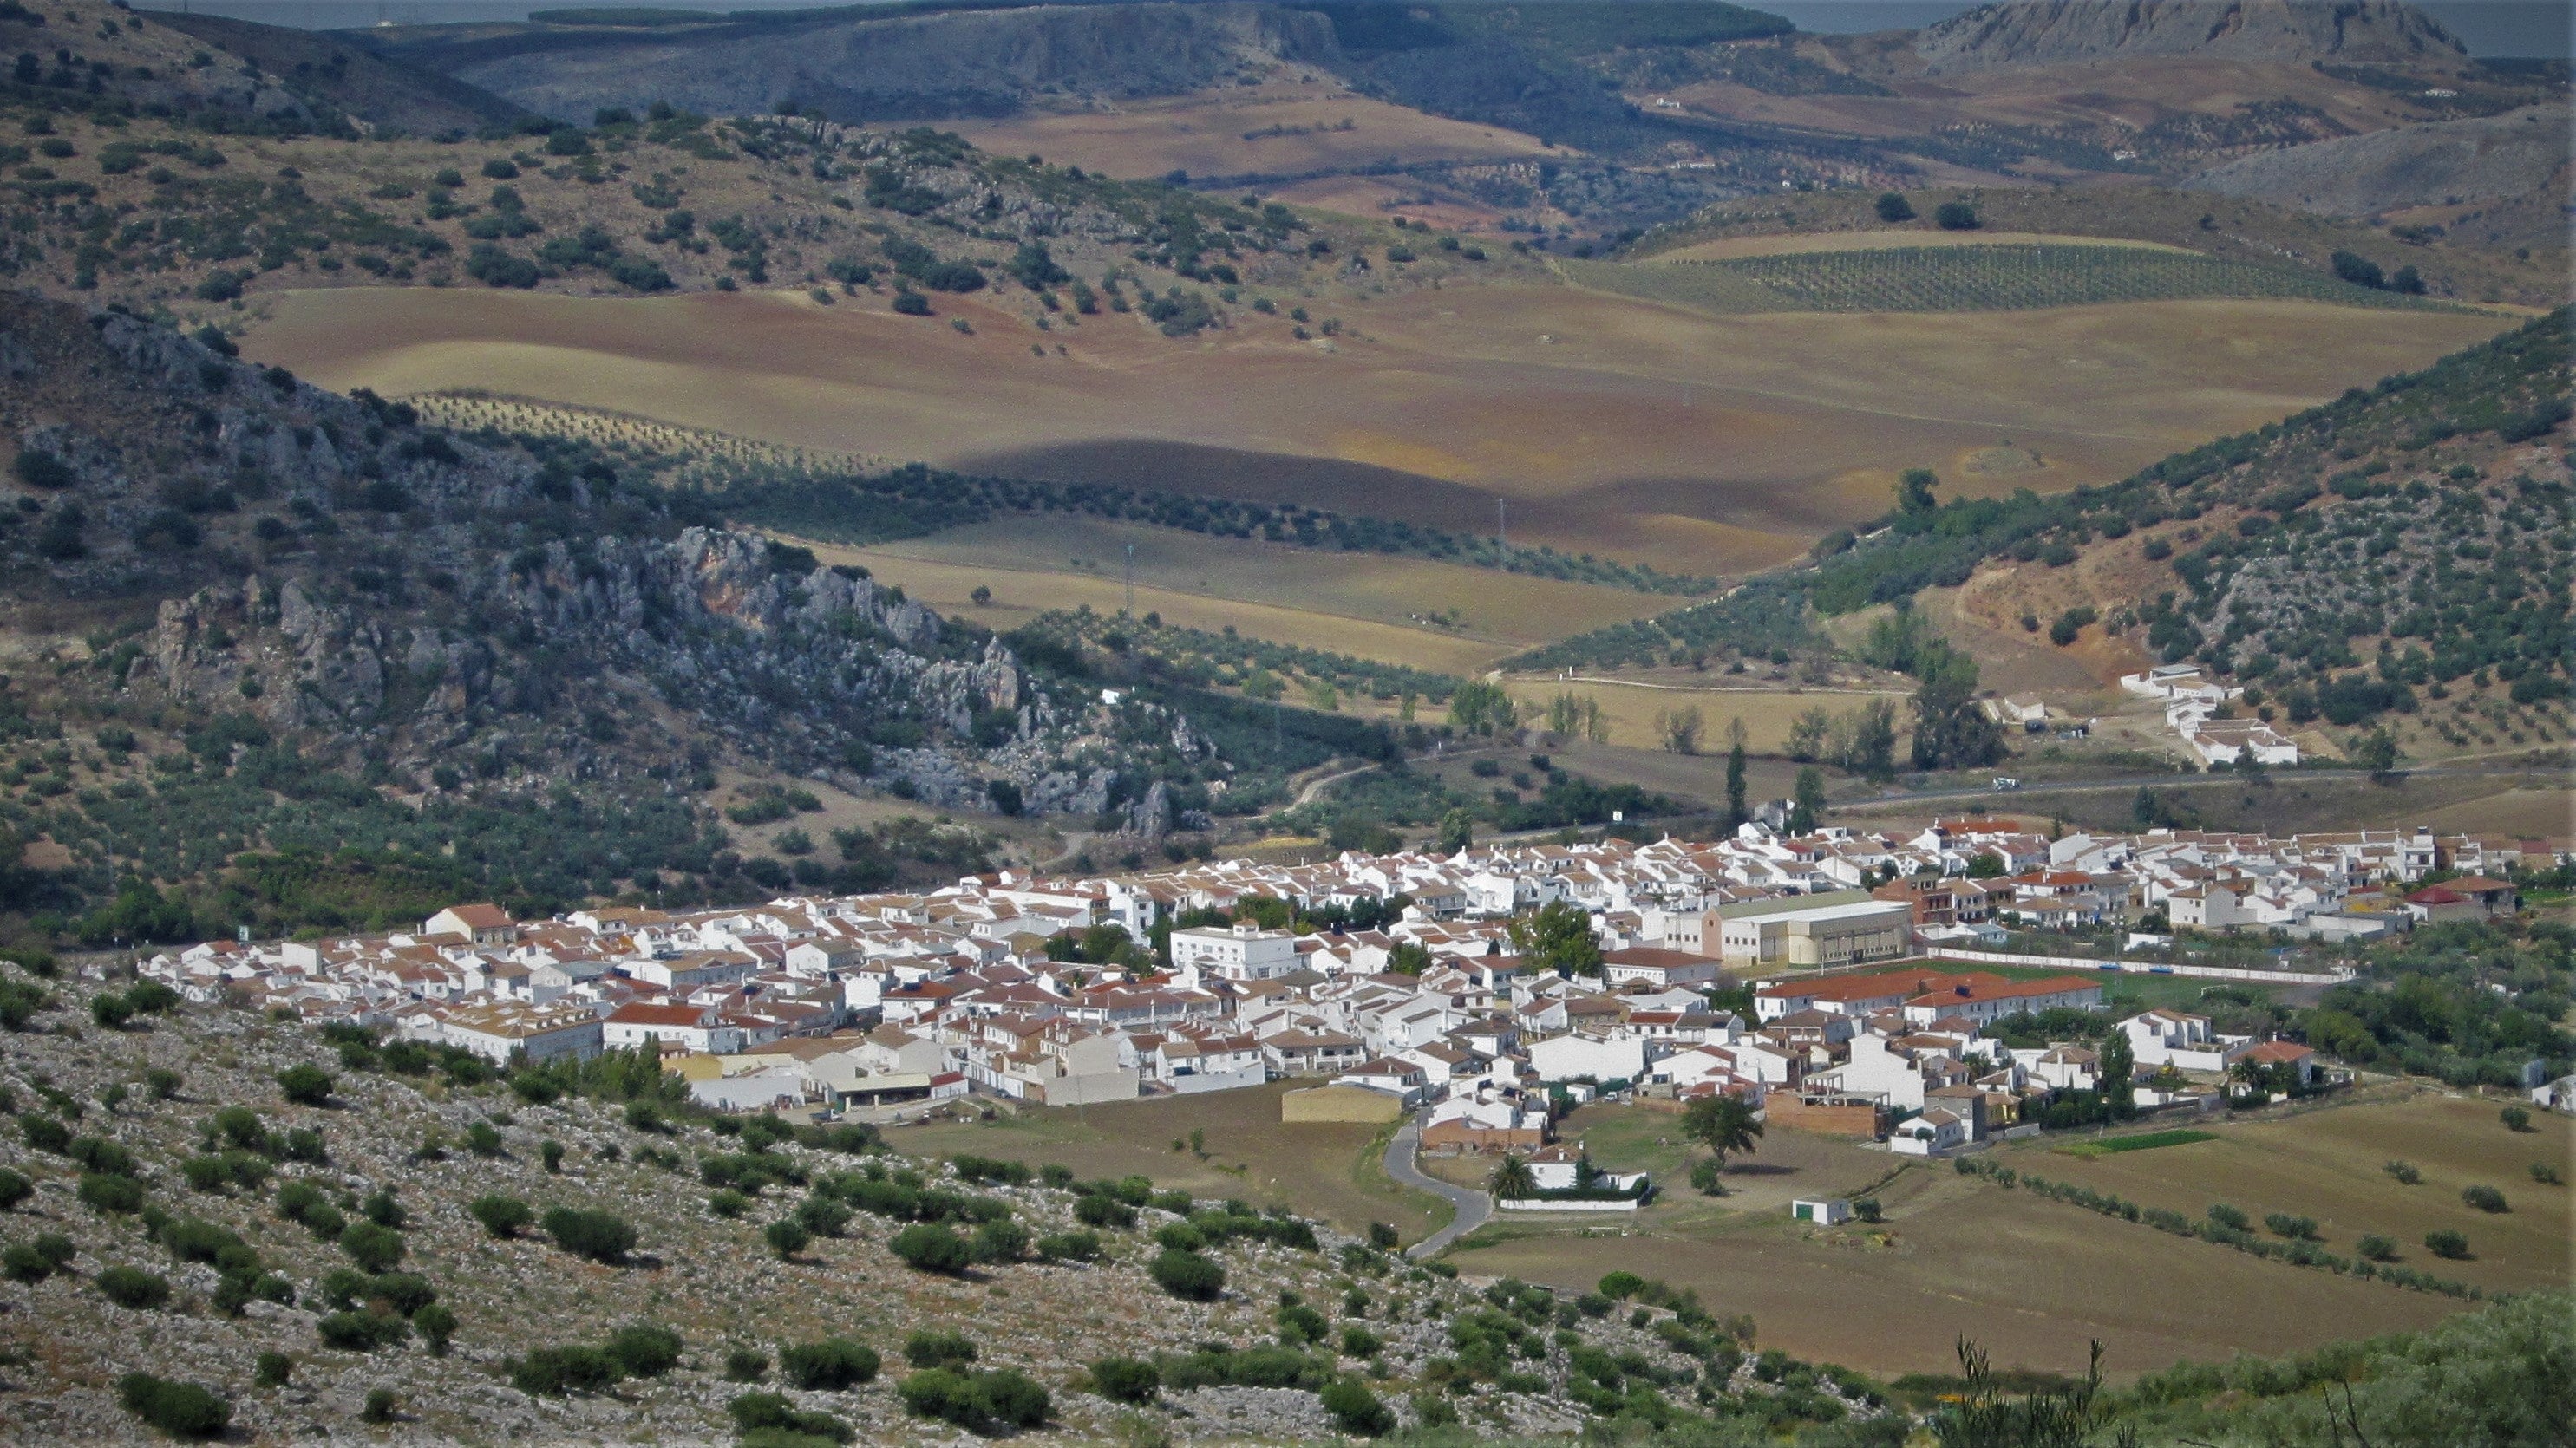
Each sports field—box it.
[243,284,2507,580]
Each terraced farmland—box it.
[1562,245,2469,316]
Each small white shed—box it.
[1791,1197,1850,1225]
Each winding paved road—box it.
[1383,1114,1490,1260]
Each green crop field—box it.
[1561,245,2469,316]
[2056,1129,2220,1158]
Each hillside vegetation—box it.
[1518,310,2571,761]
[1562,243,2453,316]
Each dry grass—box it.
[1497,680,1910,754]
[245,283,2507,578]
[947,75,1557,182]
[882,1079,1446,1242]
[1651,231,2203,262]
[856,513,1670,646]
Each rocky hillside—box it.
[150,10,534,136]
[0,290,1235,938]
[2187,103,2572,218]
[363,2,1337,125]
[1912,0,2467,74]
[0,970,1899,1445]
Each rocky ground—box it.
[0,966,1889,1445]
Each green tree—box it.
[1656,705,1703,755]
[1680,1095,1763,1185]
[277,1065,334,1107]
[1898,466,1939,515]
[1875,192,1915,223]
[1436,807,1475,853]
[1507,899,1602,977]
[2096,1028,2134,1118]
[1790,766,1827,833]
[1911,642,2005,772]
[468,1194,533,1238]
[1147,1248,1225,1301]
[2350,726,2403,778]
[1723,716,1749,827]
[1489,1153,1535,1200]
[1786,707,1831,763]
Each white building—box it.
[1527,1034,1651,1084]
[1168,923,1299,982]
[438,1001,602,1066]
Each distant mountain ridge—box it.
[1912,0,2468,73]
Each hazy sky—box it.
[127,0,2573,58]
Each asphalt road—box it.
[1847,761,2550,808]
[1383,1114,1490,1260]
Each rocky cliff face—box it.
[0,291,1196,819]
[1912,0,2466,73]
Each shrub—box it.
[276,1065,334,1106]
[724,1347,770,1383]
[2383,1160,2422,1185]
[906,1329,979,1370]
[2205,1203,2250,1232]
[97,1265,171,1309]
[794,1195,851,1238]
[709,1189,749,1218]
[0,1168,27,1213]
[605,1322,683,1378]
[2357,1234,2398,1262]
[1321,1378,1395,1435]
[1074,1194,1136,1229]
[1852,1197,1883,1223]
[971,1217,1029,1263]
[79,1171,145,1215]
[415,1302,457,1356]
[1934,200,1978,231]
[511,1345,621,1396]
[541,1206,637,1263]
[340,1221,405,1272]
[1034,1229,1101,1262]
[1599,1271,1645,1299]
[2263,1212,2320,1240]
[1149,1248,1225,1301]
[117,1373,231,1439]
[764,1218,812,1259]
[469,1194,533,1238]
[1090,1355,1159,1405]
[317,1312,410,1352]
[730,1390,853,1444]
[899,1367,1049,1431]
[3,1243,53,1282]
[2460,1184,2509,1213]
[252,1352,294,1389]
[779,1337,880,1391]
[1340,1324,1384,1357]
[888,1223,971,1274]
[2424,1229,2470,1260]
[2499,1105,2531,1132]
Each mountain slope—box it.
[2187,103,2572,217]
[1912,0,2467,74]
[152,10,535,135]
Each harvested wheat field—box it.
[854,514,1674,652]
[947,75,1557,182]
[885,1079,1446,1243]
[245,284,2508,577]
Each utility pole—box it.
[1123,543,1134,617]
[1496,498,1507,551]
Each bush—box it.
[511,1345,622,1396]
[1321,1378,1395,1436]
[541,1206,637,1263]
[117,1373,232,1439]
[779,1338,880,1391]
[1090,1355,1160,1405]
[469,1194,533,1238]
[906,1329,978,1370]
[1340,1324,1384,1358]
[3,1243,53,1282]
[1149,1247,1225,1301]
[340,1221,405,1272]
[277,1064,334,1106]
[764,1218,811,1259]
[2357,1234,2398,1262]
[2206,1203,2250,1232]
[605,1322,683,1378]
[97,1265,171,1309]
[2499,1105,2531,1132]
[1874,192,1914,223]
[2424,1229,2470,1260]
[729,1390,853,1445]
[1599,1271,1645,1299]
[317,1311,409,1352]
[724,1347,770,1383]
[2384,1160,2422,1185]
[252,1352,293,1389]
[0,1168,26,1213]
[1034,1229,1101,1262]
[899,1367,1049,1431]
[2461,1184,2509,1213]
[1934,200,1978,231]
[79,1171,145,1215]
[709,1189,749,1218]
[1074,1194,1136,1229]
[888,1223,971,1274]
[415,1302,457,1356]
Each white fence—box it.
[1497,1197,1642,1213]
[1924,947,2352,988]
